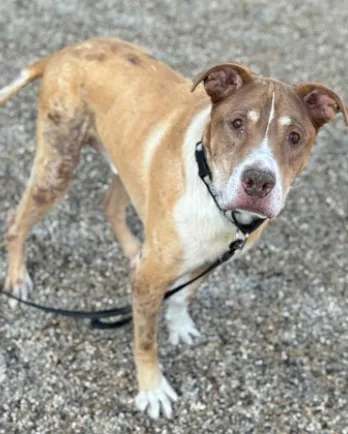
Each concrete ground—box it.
[1,0,348,433]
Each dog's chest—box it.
[174,189,237,271]
[172,105,239,272]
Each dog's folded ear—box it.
[191,63,254,103]
[296,83,348,128]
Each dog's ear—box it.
[191,63,254,103]
[296,83,348,128]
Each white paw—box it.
[135,375,178,419]
[167,310,200,346]
[8,272,33,308]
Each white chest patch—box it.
[174,106,238,272]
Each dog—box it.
[1,38,347,419]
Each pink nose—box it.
[241,169,275,198]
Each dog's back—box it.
[0,38,189,117]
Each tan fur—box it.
[103,175,140,261]
[2,37,346,418]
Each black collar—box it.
[195,139,266,236]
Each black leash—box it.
[1,140,266,329]
[0,236,247,329]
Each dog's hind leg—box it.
[5,106,87,303]
[103,174,140,262]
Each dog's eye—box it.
[289,131,301,146]
[231,118,244,129]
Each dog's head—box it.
[192,63,348,220]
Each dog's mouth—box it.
[232,209,268,225]
[224,196,280,220]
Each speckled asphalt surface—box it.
[1,1,348,433]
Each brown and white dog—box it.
[1,38,347,419]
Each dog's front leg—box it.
[165,273,205,346]
[132,257,178,419]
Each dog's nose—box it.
[241,169,275,198]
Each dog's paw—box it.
[167,310,200,346]
[5,271,33,308]
[135,375,178,419]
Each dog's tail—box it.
[0,56,49,105]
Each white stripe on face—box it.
[259,92,275,148]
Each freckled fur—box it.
[127,55,142,66]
